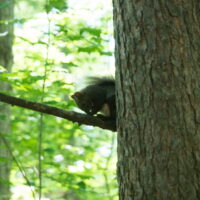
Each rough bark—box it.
[0,0,14,199]
[113,0,200,199]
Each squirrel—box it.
[71,77,116,121]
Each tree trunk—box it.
[0,0,14,199]
[113,1,200,199]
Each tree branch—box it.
[0,93,116,131]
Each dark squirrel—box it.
[71,77,116,120]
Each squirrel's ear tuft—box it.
[71,92,82,100]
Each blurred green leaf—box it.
[0,156,7,162]
[78,46,100,53]
[0,177,11,185]
[44,148,55,154]
[46,0,67,12]
[100,51,113,56]
[77,181,86,190]
[80,27,101,37]
[0,114,6,120]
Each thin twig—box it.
[38,1,51,198]
[0,133,36,200]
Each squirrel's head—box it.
[72,92,97,115]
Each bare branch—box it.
[0,93,116,131]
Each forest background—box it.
[0,0,117,199]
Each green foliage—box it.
[80,27,101,37]
[46,0,68,12]
[56,23,112,56]
[0,0,117,199]
[0,0,11,8]
[0,177,11,185]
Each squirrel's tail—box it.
[87,76,115,87]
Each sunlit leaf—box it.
[46,0,67,12]
[80,27,101,37]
